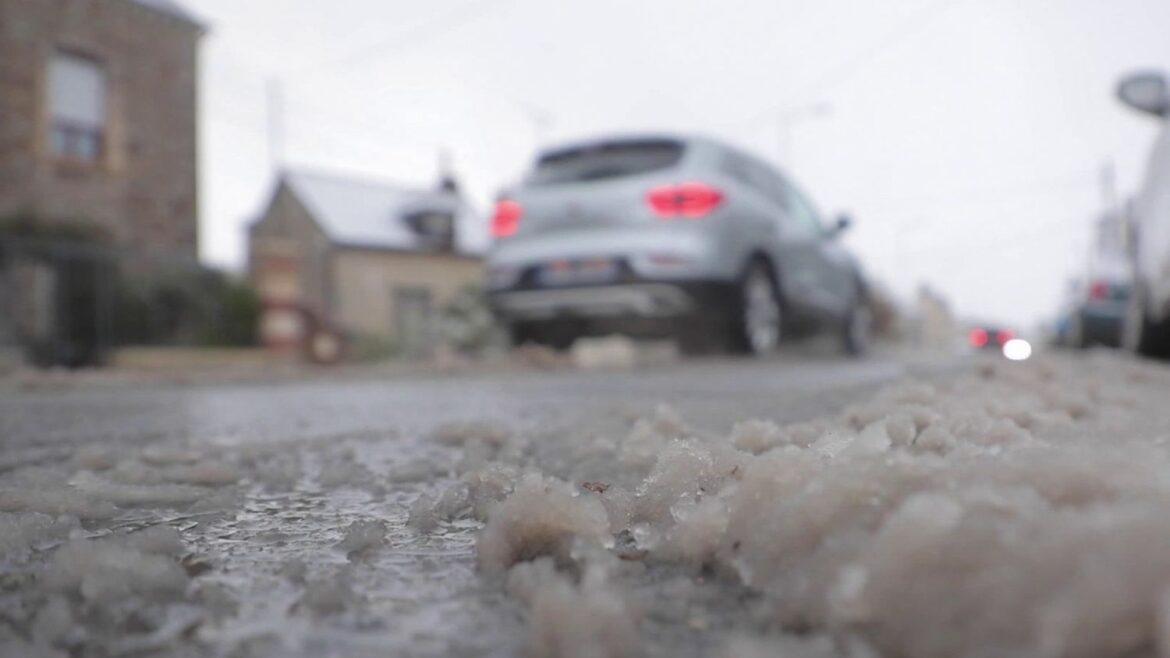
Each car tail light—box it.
[1088,280,1110,300]
[996,329,1014,345]
[646,182,724,218]
[969,328,989,348]
[491,199,522,237]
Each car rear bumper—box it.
[1078,302,1126,344]
[486,224,739,287]
[489,280,737,321]
[1080,301,1126,322]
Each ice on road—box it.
[2,352,1170,657]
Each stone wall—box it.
[0,0,202,256]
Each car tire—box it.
[676,318,722,356]
[1067,312,1088,349]
[507,321,534,348]
[729,261,782,356]
[1123,294,1170,358]
[508,321,578,352]
[841,299,872,357]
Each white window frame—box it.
[46,50,107,164]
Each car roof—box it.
[534,132,727,161]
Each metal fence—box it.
[0,236,257,368]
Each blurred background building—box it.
[0,0,203,252]
[248,168,483,361]
[0,0,208,367]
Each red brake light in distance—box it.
[491,199,522,237]
[996,329,1014,345]
[647,182,724,218]
[1088,281,1109,300]
[969,328,989,348]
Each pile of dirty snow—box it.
[454,353,1170,657]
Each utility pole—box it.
[1099,158,1117,213]
[521,104,554,151]
[267,77,286,176]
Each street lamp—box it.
[777,102,832,168]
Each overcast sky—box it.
[186,0,1170,327]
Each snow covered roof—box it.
[129,0,204,28]
[283,168,484,256]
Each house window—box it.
[47,52,106,163]
[393,287,434,358]
[404,209,456,251]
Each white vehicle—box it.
[1117,71,1170,357]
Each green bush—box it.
[114,268,260,348]
[439,285,501,354]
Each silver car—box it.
[485,134,870,356]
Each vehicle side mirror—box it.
[1118,71,1169,118]
[828,213,852,238]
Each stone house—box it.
[0,0,204,365]
[0,0,203,255]
[248,168,485,360]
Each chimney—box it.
[437,147,461,197]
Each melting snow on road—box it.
[2,353,1170,657]
[461,353,1170,657]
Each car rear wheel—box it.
[731,262,782,356]
[841,300,872,357]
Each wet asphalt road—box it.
[0,350,966,657]
[0,351,956,454]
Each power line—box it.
[732,0,967,131]
[210,70,443,149]
[863,168,1098,212]
[892,212,1087,259]
[331,0,511,70]
[802,0,966,101]
[207,7,526,168]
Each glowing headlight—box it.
[1002,338,1032,361]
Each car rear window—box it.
[526,139,684,186]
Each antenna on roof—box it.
[437,147,460,196]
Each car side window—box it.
[720,152,755,190]
[747,160,788,209]
[722,151,787,209]
[779,179,826,238]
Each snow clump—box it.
[474,354,1170,657]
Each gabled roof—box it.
[130,0,205,29]
[283,168,484,256]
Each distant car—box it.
[1117,71,1170,357]
[484,134,870,356]
[1066,280,1131,348]
[968,325,1015,352]
[1064,218,1132,348]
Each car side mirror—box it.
[1118,71,1169,118]
[828,213,852,238]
